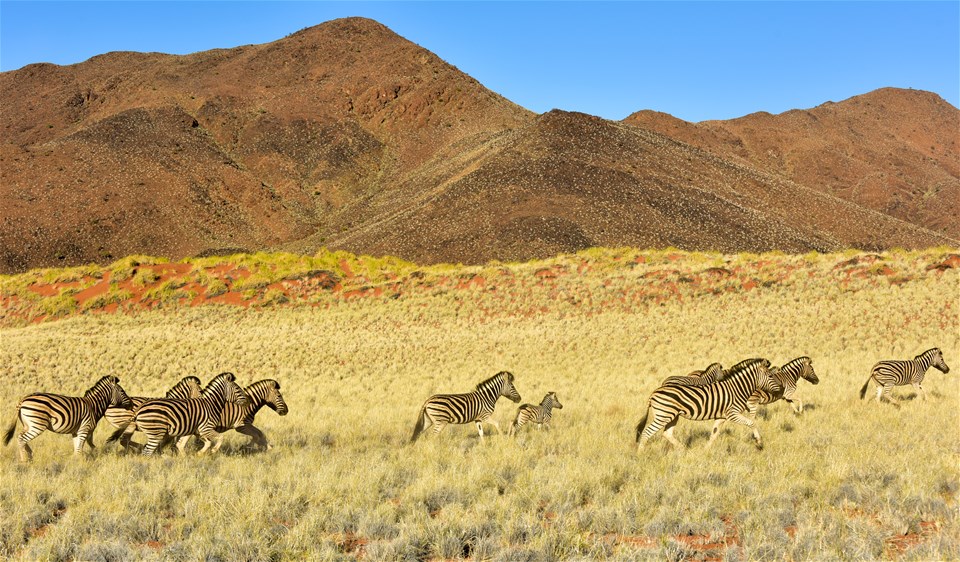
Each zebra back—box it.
[216,379,288,431]
[648,359,779,422]
[662,362,725,386]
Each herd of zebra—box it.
[0,347,950,462]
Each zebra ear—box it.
[273,380,281,390]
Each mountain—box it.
[0,18,956,273]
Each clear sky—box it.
[1,1,957,122]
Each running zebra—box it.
[860,348,950,405]
[181,379,288,453]
[411,371,521,442]
[661,363,725,387]
[3,376,133,462]
[107,372,248,456]
[748,357,818,415]
[104,376,203,452]
[509,392,563,436]
[635,358,780,451]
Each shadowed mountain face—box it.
[1,18,956,273]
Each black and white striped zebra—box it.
[3,376,133,462]
[860,348,950,405]
[411,371,521,442]
[181,379,288,453]
[661,362,725,387]
[748,357,818,415]
[107,372,248,456]
[509,392,563,436]
[635,358,780,451]
[104,376,203,452]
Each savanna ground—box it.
[0,248,958,561]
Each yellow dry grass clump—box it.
[0,248,957,560]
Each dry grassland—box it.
[0,249,958,561]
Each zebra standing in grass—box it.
[509,392,563,436]
[860,348,950,405]
[635,358,781,451]
[411,371,521,442]
[107,372,248,456]
[661,363,725,387]
[3,376,133,462]
[103,376,204,452]
[179,379,288,453]
[747,357,818,415]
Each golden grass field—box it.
[0,248,958,561]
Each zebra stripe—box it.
[860,348,950,405]
[635,358,780,451]
[107,372,248,456]
[661,362,725,387]
[104,376,203,451]
[3,376,133,462]
[411,371,522,442]
[509,392,563,436]
[180,379,288,453]
[748,357,818,415]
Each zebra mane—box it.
[245,379,279,393]
[917,348,941,360]
[476,371,511,391]
[202,372,236,397]
[166,376,202,398]
[726,358,770,378]
[84,375,119,398]
[540,392,556,405]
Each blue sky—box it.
[1,1,957,122]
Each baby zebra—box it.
[107,372,248,456]
[179,379,288,453]
[104,376,203,452]
[3,376,133,462]
[748,357,819,415]
[860,348,950,405]
[411,371,521,442]
[509,392,563,436]
[661,363,725,386]
[635,358,780,451]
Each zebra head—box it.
[166,376,203,400]
[497,371,522,403]
[758,366,783,395]
[93,375,133,409]
[924,348,950,374]
[797,357,819,384]
[263,380,289,416]
[542,392,563,409]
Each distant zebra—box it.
[661,363,725,387]
[860,348,950,405]
[747,357,819,415]
[635,358,780,451]
[3,376,133,462]
[509,392,563,436]
[104,376,204,451]
[411,371,521,442]
[180,379,288,453]
[107,372,248,456]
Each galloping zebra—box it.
[104,376,203,452]
[661,363,725,386]
[635,358,780,451]
[747,357,818,415]
[3,376,133,462]
[509,392,563,436]
[107,372,248,456]
[411,371,521,442]
[180,379,288,453]
[860,348,950,405]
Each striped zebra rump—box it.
[510,392,563,435]
[860,347,950,402]
[661,363,725,387]
[4,376,132,462]
[411,371,522,442]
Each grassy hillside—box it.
[0,248,958,560]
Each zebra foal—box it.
[3,376,133,462]
[860,348,950,405]
[104,375,203,452]
[411,371,521,442]
[748,356,819,415]
[509,392,563,436]
[107,372,248,456]
[661,363,725,387]
[635,358,780,451]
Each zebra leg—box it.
[141,433,166,456]
[475,421,485,440]
[174,436,191,455]
[728,412,763,450]
[17,423,46,462]
[429,423,446,437]
[662,419,684,449]
[706,419,727,447]
[237,425,269,451]
[913,383,926,401]
[489,420,504,435]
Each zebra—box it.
[747,357,818,415]
[635,358,781,451]
[103,376,204,452]
[3,376,133,462]
[180,379,288,453]
[411,371,521,442]
[107,372,248,456]
[661,362,725,386]
[509,392,563,436]
[859,348,950,405]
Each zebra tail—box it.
[2,417,17,446]
[635,411,649,444]
[410,407,427,443]
[858,376,872,400]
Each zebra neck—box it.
[85,392,111,421]
[476,382,501,406]
[916,353,933,371]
